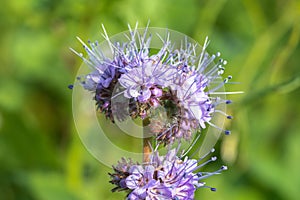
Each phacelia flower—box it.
[71,23,237,200]
[119,55,177,103]
[71,24,234,144]
[109,147,227,200]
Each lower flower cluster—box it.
[109,148,227,200]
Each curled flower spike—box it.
[71,24,237,144]
[109,147,227,200]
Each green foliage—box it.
[0,0,299,199]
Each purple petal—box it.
[102,78,112,88]
[129,187,147,199]
[144,165,155,180]
[126,175,140,189]
[151,87,162,97]
[137,88,151,102]
[128,86,140,98]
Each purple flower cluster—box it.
[109,148,227,200]
[71,24,235,199]
[71,25,232,144]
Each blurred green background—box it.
[1,0,300,199]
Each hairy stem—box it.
[143,118,151,163]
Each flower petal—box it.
[138,88,151,102]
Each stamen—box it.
[197,36,210,72]
[200,185,217,191]
[209,91,244,95]
[68,84,73,89]
[181,133,202,157]
[226,100,233,104]
[224,130,231,135]
[214,110,232,119]
[193,156,217,171]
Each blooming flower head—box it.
[109,147,227,200]
[71,24,233,144]
[71,23,237,200]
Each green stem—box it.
[143,118,151,163]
